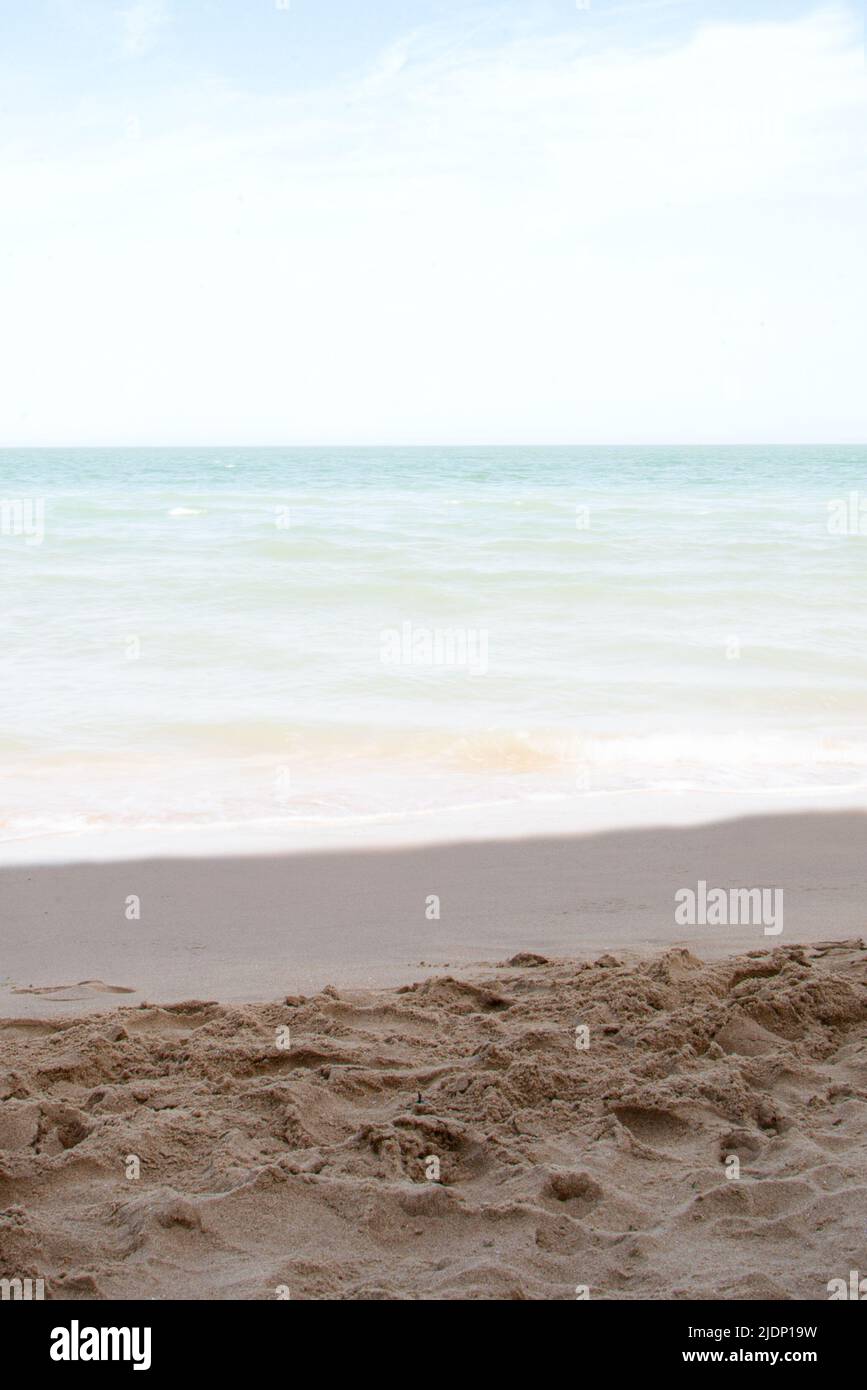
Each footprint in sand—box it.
[11,980,136,1002]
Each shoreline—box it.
[2,783,867,867]
[2,808,866,1019]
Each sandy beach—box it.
[1,935,864,1300]
[0,810,865,1300]
[2,810,866,1017]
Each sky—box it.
[0,0,865,445]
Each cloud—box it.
[1,4,865,443]
[120,0,169,58]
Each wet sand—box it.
[2,811,866,1018]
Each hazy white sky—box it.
[1,0,865,444]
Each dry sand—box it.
[2,938,866,1300]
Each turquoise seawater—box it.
[1,445,865,843]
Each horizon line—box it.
[2,440,866,451]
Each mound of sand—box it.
[2,940,866,1300]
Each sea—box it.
[1,445,865,858]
